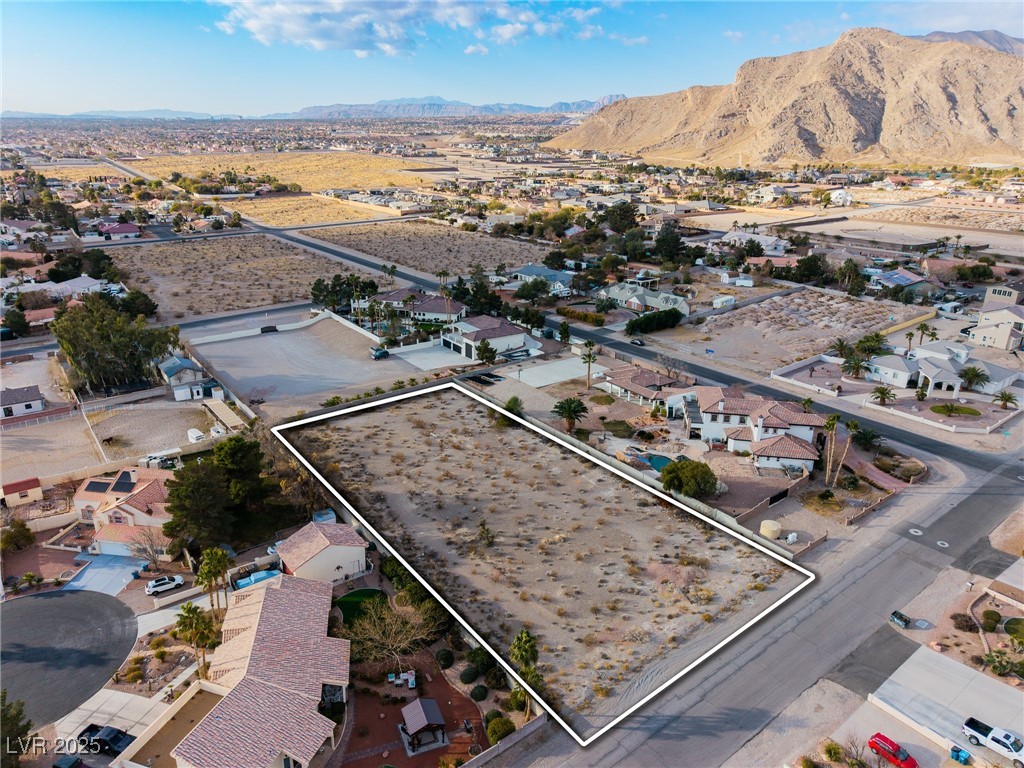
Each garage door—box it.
[95,541,133,557]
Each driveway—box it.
[0,590,137,726]
[63,554,148,595]
[53,688,169,744]
[516,356,608,388]
[394,345,469,371]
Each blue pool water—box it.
[647,454,688,473]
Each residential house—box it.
[1,477,43,508]
[159,354,209,401]
[596,283,689,315]
[508,264,575,297]
[969,305,1024,351]
[353,287,467,325]
[442,316,534,361]
[74,467,175,560]
[719,230,789,257]
[1,385,44,419]
[868,340,1021,396]
[99,222,141,239]
[638,213,680,239]
[829,189,854,206]
[983,279,1024,308]
[746,185,790,205]
[712,295,736,310]
[746,255,800,270]
[115,575,350,768]
[870,268,933,296]
[598,365,693,407]
[276,522,369,584]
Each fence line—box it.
[459,713,550,767]
[860,399,1022,434]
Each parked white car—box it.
[144,575,185,596]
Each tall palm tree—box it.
[517,665,545,721]
[552,397,589,432]
[832,337,853,358]
[904,331,914,351]
[926,329,939,342]
[800,397,814,413]
[958,366,990,392]
[841,355,867,379]
[994,390,1019,410]
[176,602,215,679]
[199,547,234,614]
[822,413,840,485]
[856,332,887,356]
[871,386,896,405]
[831,419,859,489]
[916,322,932,345]
[582,339,598,388]
[195,561,219,611]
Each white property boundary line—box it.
[272,381,816,747]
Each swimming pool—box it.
[647,454,688,473]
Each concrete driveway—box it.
[395,345,468,371]
[516,356,608,388]
[63,554,147,595]
[0,590,137,726]
[53,688,169,744]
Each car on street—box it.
[868,733,919,768]
[77,725,136,756]
[629,338,646,346]
[144,575,185,596]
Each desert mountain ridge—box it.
[545,28,1023,167]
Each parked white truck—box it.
[962,717,1024,768]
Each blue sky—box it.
[3,1,1021,114]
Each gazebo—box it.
[400,698,447,752]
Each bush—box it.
[487,716,516,745]
[149,636,167,650]
[556,306,605,326]
[818,489,835,502]
[625,307,683,336]
[466,646,497,673]
[822,741,844,762]
[798,758,819,768]
[124,668,144,684]
[897,464,924,480]
[459,666,479,685]
[153,649,168,662]
[873,457,896,472]
[839,475,860,491]
[435,648,454,669]
[506,687,527,711]
[484,709,503,726]
[877,445,897,458]
[380,556,413,590]
[982,609,1001,624]
[484,666,508,690]
[951,613,978,632]
[470,684,488,702]
[982,618,999,633]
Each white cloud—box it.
[839,12,851,21]
[563,6,601,23]
[722,29,744,43]
[533,21,563,36]
[198,24,212,33]
[609,32,648,47]
[577,24,604,40]
[464,43,489,55]
[492,22,528,43]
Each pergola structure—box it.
[400,698,447,752]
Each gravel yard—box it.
[289,386,808,740]
[87,400,214,461]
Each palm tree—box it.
[517,665,545,720]
[582,339,598,387]
[176,602,215,679]
[552,397,589,432]
[852,427,883,452]
[199,547,233,614]
[871,386,896,406]
[195,562,219,611]
[916,322,932,345]
[958,366,990,392]
[510,628,538,670]
[904,331,914,351]
[833,337,853,358]
[822,414,840,485]
[831,419,858,488]
[841,355,867,379]
[856,332,887,356]
[926,329,939,342]
[993,390,1019,410]
[800,397,814,413]
[939,401,959,417]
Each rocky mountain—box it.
[279,95,626,119]
[914,29,1024,57]
[545,28,1023,166]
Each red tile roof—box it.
[750,434,819,461]
[2,477,41,495]
[93,523,171,546]
[277,522,367,573]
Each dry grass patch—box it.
[862,205,1024,233]
[226,194,395,226]
[130,151,430,191]
[304,220,551,275]
[112,234,373,319]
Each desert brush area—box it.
[861,204,1024,232]
[303,219,551,275]
[292,387,804,738]
[112,234,373,318]
[128,151,431,191]
[224,194,395,227]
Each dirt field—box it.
[225,194,395,227]
[87,400,214,461]
[27,162,123,181]
[290,387,806,739]
[687,270,783,311]
[128,151,430,191]
[862,205,1024,233]
[0,355,72,406]
[652,289,924,373]
[1,417,102,485]
[111,234,375,319]
[303,220,551,275]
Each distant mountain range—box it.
[911,29,1024,56]
[545,28,1023,166]
[3,95,626,121]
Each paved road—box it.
[1,590,137,726]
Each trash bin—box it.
[131,570,140,580]
[950,745,970,765]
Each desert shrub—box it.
[839,475,860,491]
[459,666,479,685]
[818,489,835,502]
[485,666,508,689]
[149,636,167,650]
[873,457,896,472]
[556,306,605,326]
[877,445,897,457]
[153,649,168,662]
[625,308,683,335]
[950,613,978,632]
[798,757,819,768]
[124,668,144,684]
[466,646,497,673]
[970,654,985,667]
[484,709,503,726]
[822,741,844,762]
[435,648,454,669]
[487,717,516,745]
[470,684,488,701]
[897,464,924,480]
[130,655,145,667]
[506,687,527,711]
[379,556,413,590]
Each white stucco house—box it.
[441,316,534,360]
[867,340,1020,397]
[1,385,44,420]
[277,522,369,584]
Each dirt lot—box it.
[862,205,1024,233]
[112,234,375,319]
[0,354,72,405]
[87,400,214,461]
[129,151,430,191]
[651,289,924,374]
[289,386,806,739]
[26,162,123,181]
[686,270,783,311]
[225,194,395,227]
[303,220,551,275]
[1,417,102,486]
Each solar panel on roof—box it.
[85,480,110,493]
[110,471,136,493]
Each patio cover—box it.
[401,698,446,736]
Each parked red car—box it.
[868,733,919,768]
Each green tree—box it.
[905,330,915,350]
[1,689,33,768]
[916,322,932,345]
[2,307,29,338]
[516,665,545,720]
[514,277,550,305]
[552,397,589,432]
[855,332,887,356]
[832,337,853,358]
[176,602,215,679]
[994,390,1019,410]
[510,628,539,670]
[543,250,566,270]
[582,339,598,387]
[197,546,234,613]
[558,320,571,343]
[958,366,990,392]
[0,519,35,553]
[841,355,867,379]
[601,201,639,233]
[661,460,717,500]
[852,427,883,451]
[163,462,233,553]
[476,339,497,365]
[652,224,681,263]
[119,290,158,318]
[504,395,524,416]
[870,386,896,405]
[800,397,814,413]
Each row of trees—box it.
[309,273,380,314]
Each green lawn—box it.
[589,394,615,406]
[601,420,635,439]
[929,404,981,416]
[334,588,386,625]
[1005,617,1024,641]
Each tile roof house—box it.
[596,283,690,315]
[442,316,535,361]
[868,340,1021,397]
[353,287,466,324]
[74,467,175,559]
[599,365,693,406]
[1,477,43,508]
[1,385,44,420]
[276,522,369,584]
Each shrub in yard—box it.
[459,666,479,685]
[950,613,978,632]
[877,445,897,458]
[897,464,924,480]
[818,489,836,502]
[149,636,167,650]
[970,654,985,667]
[798,757,819,768]
[466,646,497,673]
[982,618,999,633]
[130,656,145,667]
[873,457,896,472]
[484,709,503,726]
[982,609,1001,625]
[506,687,527,711]
[822,741,844,762]
[487,716,516,745]
[839,475,860,491]
[124,668,144,684]
[153,649,168,663]
[470,684,488,702]
[435,648,454,669]
[484,666,508,690]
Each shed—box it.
[401,698,447,749]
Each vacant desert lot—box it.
[1,418,102,486]
[291,387,804,739]
[304,220,551,275]
[128,151,430,191]
[861,205,1024,233]
[112,234,375,318]
[226,194,394,227]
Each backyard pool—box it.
[647,454,688,473]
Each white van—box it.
[187,428,205,444]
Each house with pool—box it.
[598,364,693,407]
[275,521,370,584]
